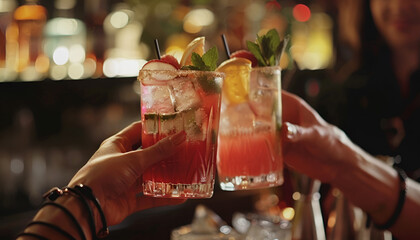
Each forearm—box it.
[18,195,96,240]
[333,143,420,239]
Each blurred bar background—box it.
[0,0,340,239]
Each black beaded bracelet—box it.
[65,187,97,240]
[374,166,407,230]
[41,201,87,240]
[26,221,76,240]
[44,185,109,239]
[73,184,109,238]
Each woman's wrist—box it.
[28,193,93,240]
[328,126,364,185]
[22,184,108,240]
[332,146,400,223]
[69,184,109,238]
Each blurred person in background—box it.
[281,91,420,240]
[284,0,420,237]
[334,0,420,180]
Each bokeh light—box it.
[35,55,50,73]
[103,58,146,78]
[103,58,118,78]
[83,58,97,78]
[68,63,84,79]
[50,65,67,80]
[165,33,191,62]
[69,44,86,63]
[56,18,79,35]
[282,207,295,221]
[110,11,129,29]
[293,4,311,22]
[13,4,46,21]
[183,8,215,33]
[328,211,337,228]
[53,47,69,65]
[0,0,16,13]
[291,12,333,70]
[292,192,301,201]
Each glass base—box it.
[143,180,214,199]
[218,172,283,191]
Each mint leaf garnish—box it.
[179,46,221,93]
[246,29,288,67]
[182,46,218,71]
[266,29,282,55]
[247,41,266,66]
[191,52,209,70]
[257,33,271,64]
[202,47,218,71]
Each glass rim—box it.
[251,65,282,71]
[138,69,225,78]
[217,65,282,73]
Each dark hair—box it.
[359,0,387,69]
[334,0,387,78]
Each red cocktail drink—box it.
[217,131,282,180]
[139,69,223,198]
[217,66,283,190]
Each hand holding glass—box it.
[139,69,224,198]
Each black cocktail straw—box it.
[154,39,161,60]
[221,34,231,59]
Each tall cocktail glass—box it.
[139,69,224,198]
[217,66,283,191]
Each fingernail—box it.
[170,131,186,145]
[286,122,298,140]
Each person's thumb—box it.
[125,131,186,175]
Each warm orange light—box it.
[172,5,190,21]
[86,53,97,62]
[14,5,46,21]
[327,211,337,228]
[6,22,19,41]
[293,4,311,22]
[35,54,49,73]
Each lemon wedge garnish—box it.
[216,57,252,104]
[180,36,205,67]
